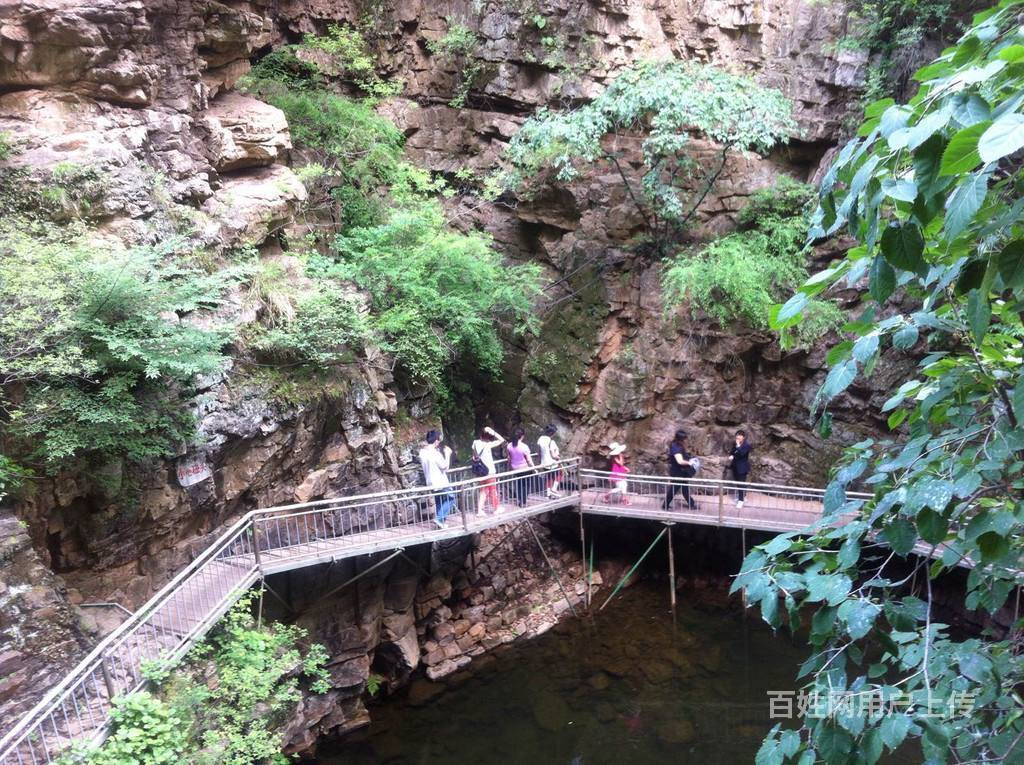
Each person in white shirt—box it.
[536,424,563,499]
[419,430,455,528]
[471,426,505,515]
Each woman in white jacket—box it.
[536,424,562,499]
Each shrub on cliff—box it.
[0,222,235,479]
[317,196,543,405]
[243,55,542,408]
[661,178,844,347]
[495,59,796,256]
[737,2,1024,761]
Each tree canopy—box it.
[497,60,796,252]
[739,1,1024,762]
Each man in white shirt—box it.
[419,430,455,528]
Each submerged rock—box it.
[406,679,445,707]
[656,718,696,745]
[532,690,573,732]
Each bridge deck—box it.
[580,488,827,532]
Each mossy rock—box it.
[524,262,608,410]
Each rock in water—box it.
[532,690,573,732]
[656,718,696,745]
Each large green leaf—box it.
[882,518,916,555]
[939,121,990,175]
[880,222,926,274]
[774,291,810,325]
[880,714,912,750]
[997,240,1024,288]
[966,289,991,346]
[821,359,858,401]
[944,172,989,238]
[978,114,1024,163]
[917,508,948,544]
[868,256,896,303]
[838,599,879,639]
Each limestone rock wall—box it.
[0,510,89,731]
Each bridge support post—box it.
[578,509,589,610]
[664,522,677,621]
[741,526,748,607]
[526,520,578,618]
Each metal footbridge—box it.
[1,459,871,763]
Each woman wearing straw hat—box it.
[603,441,631,505]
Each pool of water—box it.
[319,582,817,765]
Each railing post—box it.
[665,522,677,620]
[717,483,724,526]
[251,521,262,574]
[100,655,116,700]
[458,487,469,532]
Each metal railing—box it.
[0,459,579,764]
[579,468,871,531]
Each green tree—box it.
[496,60,796,255]
[737,2,1024,762]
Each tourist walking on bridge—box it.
[603,442,631,505]
[537,424,563,499]
[506,428,535,507]
[663,429,698,510]
[420,430,455,528]
[472,426,505,515]
[728,430,751,508]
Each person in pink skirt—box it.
[604,442,630,505]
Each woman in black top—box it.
[728,430,752,507]
[663,429,697,510]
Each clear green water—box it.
[319,583,815,765]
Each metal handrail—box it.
[579,468,873,499]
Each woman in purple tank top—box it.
[506,428,535,507]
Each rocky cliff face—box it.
[0,510,88,730]
[0,0,880,744]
